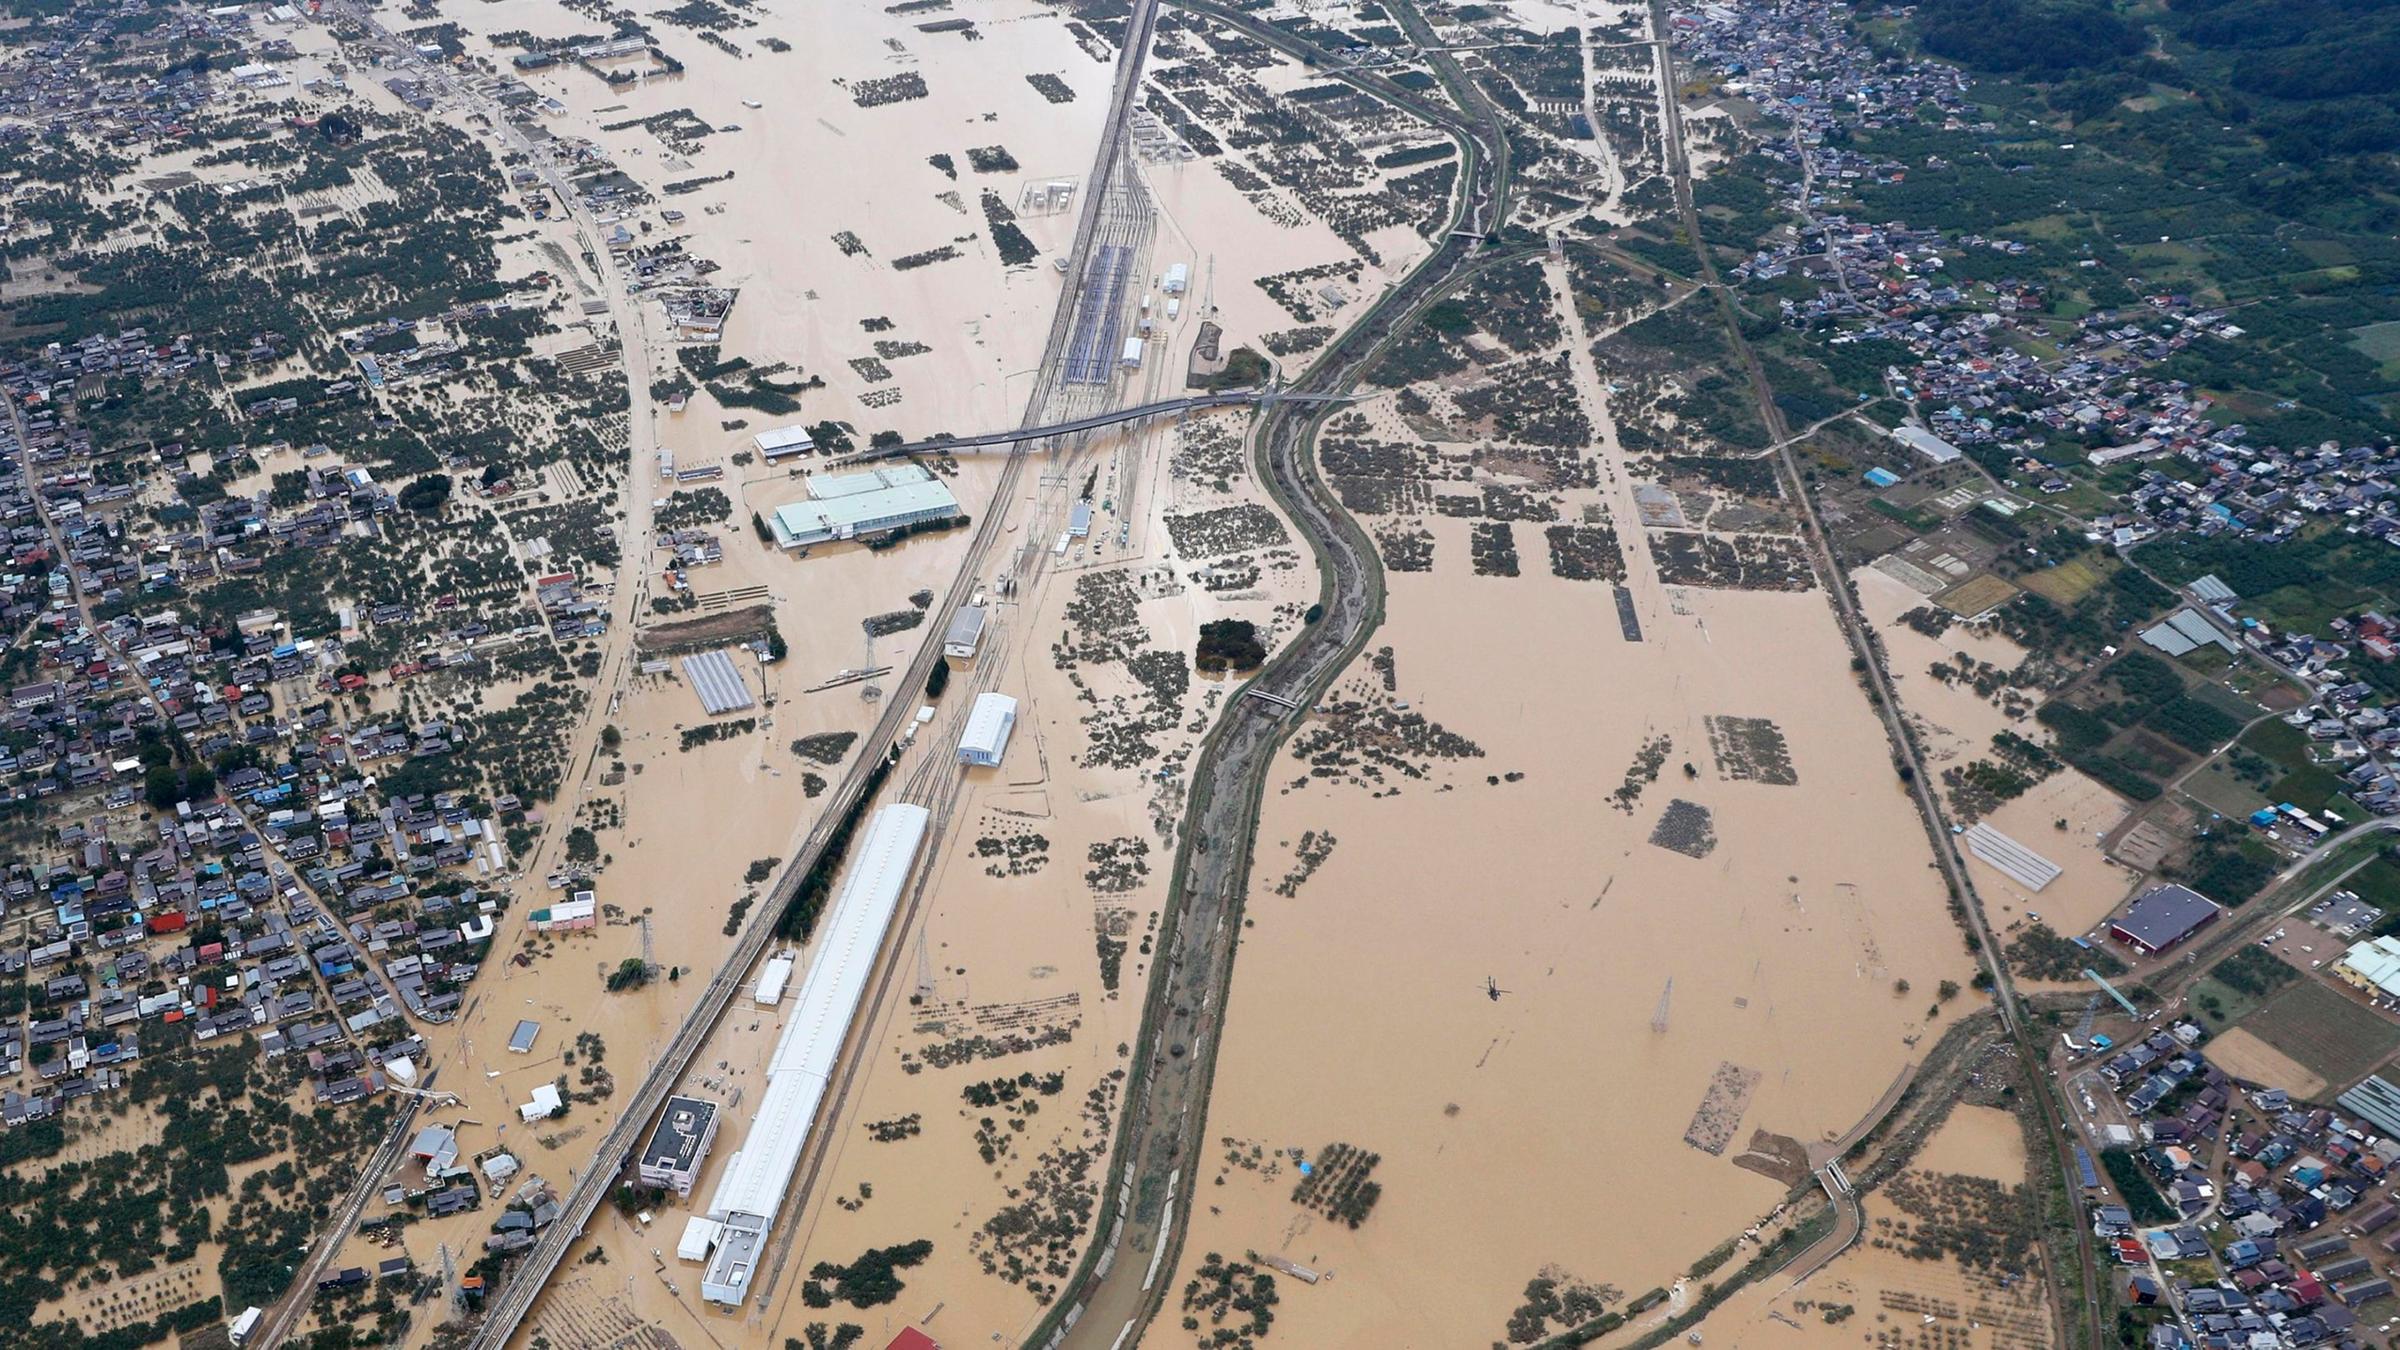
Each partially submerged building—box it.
[957,692,1018,768]
[638,1094,721,1196]
[753,425,815,462]
[682,650,756,716]
[941,605,987,661]
[769,464,961,550]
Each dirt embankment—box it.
[635,603,775,655]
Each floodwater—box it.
[1853,567,2137,954]
[1160,270,1979,1345]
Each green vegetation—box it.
[2100,1149,2176,1225]
[2005,922,2122,981]
[1195,618,1268,674]
[398,472,453,513]
[2174,836,2278,906]
[2207,946,2300,999]
[800,1239,933,1309]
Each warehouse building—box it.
[957,692,1018,768]
[942,605,987,661]
[753,425,815,461]
[753,950,795,1006]
[682,650,755,715]
[2108,883,2222,955]
[638,1095,720,1196]
[1891,423,1962,464]
[769,464,961,550]
[2336,936,2400,999]
[696,805,932,1306]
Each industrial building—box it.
[2336,936,2400,998]
[695,804,932,1306]
[2108,884,2222,955]
[957,692,1018,768]
[769,463,962,550]
[1891,423,1963,464]
[753,950,795,1006]
[638,1095,721,1196]
[527,897,595,932]
[682,650,756,715]
[754,425,815,461]
[2341,1075,2400,1139]
[2137,608,2238,659]
[942,606,987,661]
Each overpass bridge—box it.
[829,388,1353,465]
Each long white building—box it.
[696,803,931,1306]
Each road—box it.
[829,389,1353,464]
[1642,2,2108,1341]
[244,3,691,1340]
[1028,5,1510,1345]
[457,0,1168,1342]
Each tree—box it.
[398,473,453,513]
[1937,979,1961,1002]
[925,658,951,698]
[1195,619,1267,673]
[600,724,621,751]
[565,827,599,863]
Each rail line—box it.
[460,0,1168,1341]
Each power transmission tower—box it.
[440,1242,460,1316]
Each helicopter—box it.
[1483,976,1510,1002]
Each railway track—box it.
[1640,1,2105,1340]
[459,0,1168,1343]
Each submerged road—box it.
[1029,3,1509,1345]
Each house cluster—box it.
[2147,594,2400,821]
[1677,0,2270,503]
[0,1,264,136]
[0,402,543,1138]
[2092,1023,2400,1347]
[0,751,520,1128]
[1672,0,1969,143]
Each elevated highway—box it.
[827,388,1352,465]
